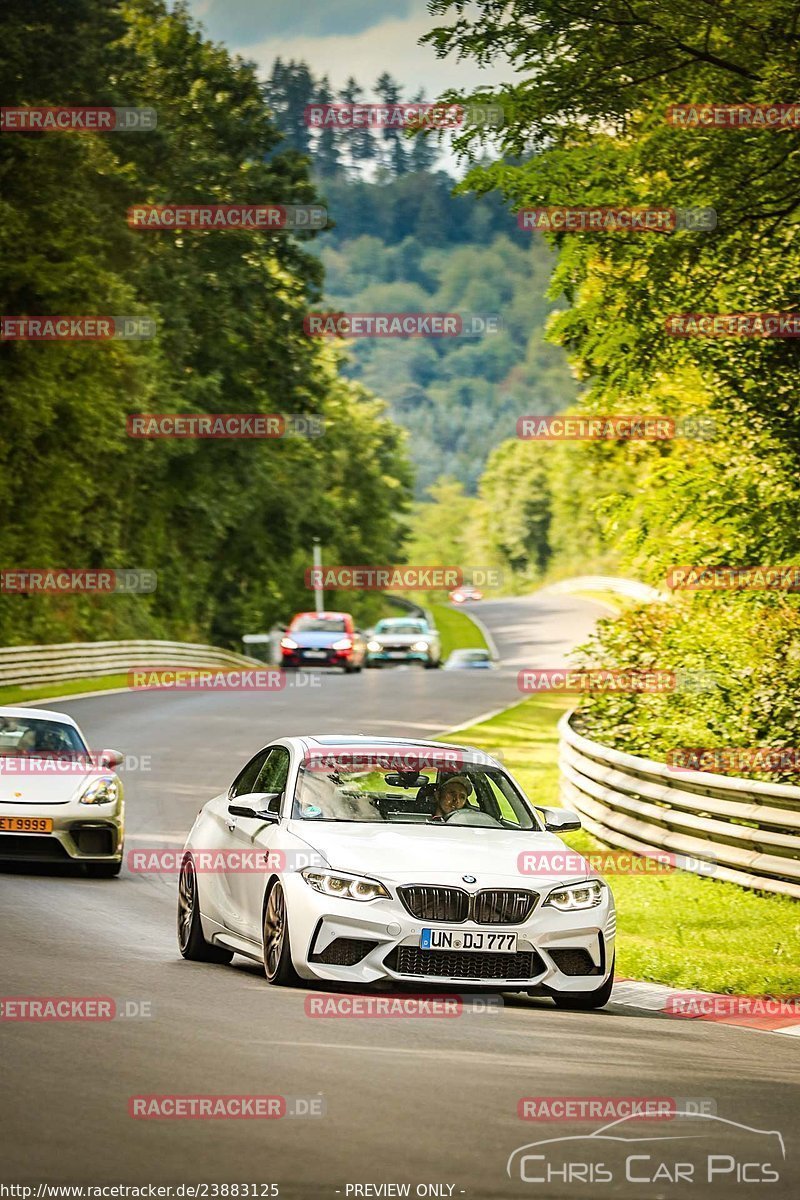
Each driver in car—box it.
[430,774,472,821]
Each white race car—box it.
[0,707,124,876]
[179,736,616,1008]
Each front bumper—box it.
[282,649,352,668]
[0,799,124,864]
[366,649,431,666]
[282,873,615,992]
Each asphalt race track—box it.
[1,593,798,1198]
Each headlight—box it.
[78,777,119,805]
[301,868,390,902]
[544,880,605,911]
[331,638,352,651]
[367,640,382,652]
[411,640,429,651]
[280,636,298,650]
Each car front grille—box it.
[385,945,545,981]
[398,885,537,925]
[0,835,69,860]
[398,886,469,922]
[473,890,538,924]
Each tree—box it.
[0,0,412,646]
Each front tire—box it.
[178,857,233,963]
[262,881,300,986]
[551,955,615,1010]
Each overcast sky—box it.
[184,0,509,98]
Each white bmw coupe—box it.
[0,706,124,876]
[179,736,616,1008]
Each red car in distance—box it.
[449,584,484,603]
[280,611,366,673]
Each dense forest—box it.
[0,0,412,647]
[262,59,578,494]
[420,0,800,775]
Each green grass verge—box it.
[439,692,800,995]
[0,673,133,707]
[427,601,489,660]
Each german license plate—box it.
[420,928,517,953]
[388,651,407,658]
[303,650,327,659]
[0,816,53,834]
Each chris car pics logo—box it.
[507,1112,784,1186]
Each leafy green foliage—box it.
[0,0,411,646]
[427,0,800,769]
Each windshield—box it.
[375,620,426,635]
[292,754,541,829]
[292,616,347,633]
[0,716,88,758]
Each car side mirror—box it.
[97,748,124,769]
[538,806,582,832]
[228,791,282,820]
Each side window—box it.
[254,747,291,797]
[482,775,520,826]
[230,749,270,798]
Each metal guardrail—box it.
[0,640,263,689]
[558,712,800,900]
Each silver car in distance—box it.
[178,736,616,1008]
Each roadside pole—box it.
[313,538,324,613]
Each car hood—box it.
[285,821,592,885]
[0,769,104,805]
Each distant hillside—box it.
[264,62,579,494]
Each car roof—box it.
[0,705,81,727]
[297,734,481,754]
[291,611,350,619]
